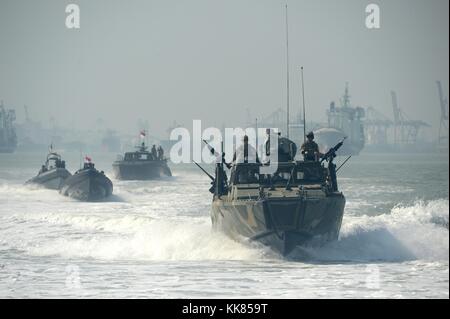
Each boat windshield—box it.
[264,166,294,186]
[231,162,325,186]
[46,153,65,169]
[124,152,152,161]
[234,166,260,184]
[139,153,151,160]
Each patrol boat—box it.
[26,149,71,190]
[112,139,171,180]
[199,137,346,256]
[60,157,113,201]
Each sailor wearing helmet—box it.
[301,131,322,161]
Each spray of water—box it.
[1,183,448,262]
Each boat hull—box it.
[60,169,113,201]
[211,194,345,255]
[26,168,72,190]
[112,160,172,180]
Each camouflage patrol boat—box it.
[112,140,171,180]
[60,157,113,201]
[201,137,346,256]
[26,150,71,190]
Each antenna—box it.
[285,4,290,139]
[24,105,30,123]
[79,148,82,169]
[391,91,400,144]
[255,117,258,152]
[300,66,306,144]
[437,80,449,147]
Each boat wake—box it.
[1,179,448,264]
[293,199,449,262]
[22,217,266,261]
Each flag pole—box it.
[301,66,306,144]
[285,3,290,139]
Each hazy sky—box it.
[0,0,448,138]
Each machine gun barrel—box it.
[320,137,347,163]
[193,160,214,181]
[202,139,231,168]
[202,139,219,157]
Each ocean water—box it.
[0,151,448,298]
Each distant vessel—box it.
[60,157,113,201]
[112,131,171,180]
[26,148,72,190]
[0,101,17,153]
[314,83,365,155]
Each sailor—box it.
[301,131,322,161]
[83,162,94,169]
[211,163,229,195]
[151,144,157,160]
[233,135,259,164]
[83,156,95,169]
[157,145,164,160]
[39,165,47,174]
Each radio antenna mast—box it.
[301,66,306,143]
[285,4,290,138]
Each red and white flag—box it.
[140,130,146,138]
[84,156,92,163]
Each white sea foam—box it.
[24,218,266,261]
[301,199,449,262]
[2,153,447,298]
[1,177,448,263]
[4,199,443,263]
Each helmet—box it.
[307,131,314,139]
